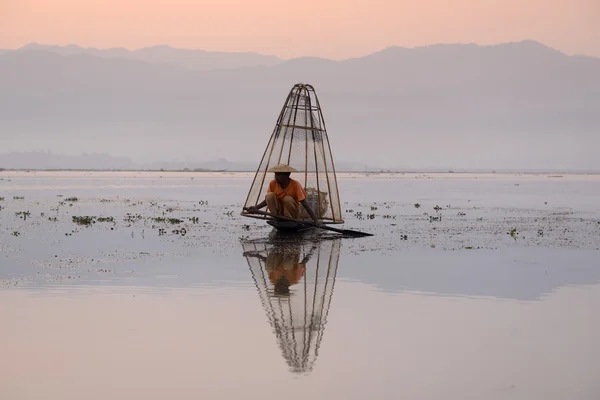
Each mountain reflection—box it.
[242,235,341,375]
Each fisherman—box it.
[245,164,321,225]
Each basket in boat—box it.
[299,187,329,219]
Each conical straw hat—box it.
[268,164,298,173]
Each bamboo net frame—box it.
[241,83,344,224]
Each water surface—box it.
[1,171,599,399]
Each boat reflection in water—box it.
[242,235,342,375]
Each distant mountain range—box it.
[1,40,599,171]
[0,152,383,172]
[0,43,282,71]
[0,152,136,170]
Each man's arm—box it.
[245,182,272,213]
[300,199,320,224]
[299,244,318,264]
[245,199,267,213]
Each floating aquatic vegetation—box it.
[72,215,115,226]
[124,213,143,223]
[152,217,182,225]
[151,216,182,224]
[72,216,95,226]
[15,211,31,220]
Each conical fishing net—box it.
[242,84,343,223]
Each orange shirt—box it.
[268,264,306,286]
[266,252,305,286]
[267,179,306,202]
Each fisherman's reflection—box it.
[242,237,340,375]
[249,242,317,296]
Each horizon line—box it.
[2,39,591,62]
[2,167,600,175]
[1,152,598,174]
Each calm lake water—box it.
[1,171,599,399]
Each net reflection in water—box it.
[243,237,342,374]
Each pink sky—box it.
[1,0,599,59]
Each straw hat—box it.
[268,164,298,173]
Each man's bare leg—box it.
[282,196,299,219]
[266,192,282,215]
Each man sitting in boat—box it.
[245,164,321,225]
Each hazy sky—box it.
[1,0,599,59]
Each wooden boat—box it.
[266,219,314,234]
[241,83,344,234]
